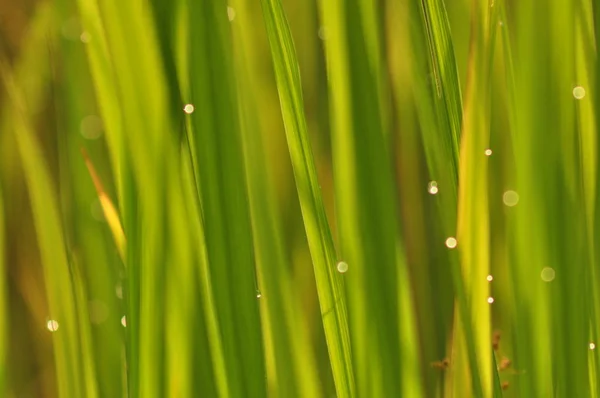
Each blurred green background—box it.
[0,0,598,396]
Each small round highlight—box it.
[227,6,236,21]
[183,104,195,114]
[541,267,556,282]
[428,181,439,195]
[337,261,349,273]
[503,190,519,207]
[47,319,59,332]
[256,290,262,299]
[485,149,493,156]
[487,297,495,304]
[487,275,494,282]
[445,237,457,249]
[121,316,127,327]
[573,86,586,100]
[590,343,596,350]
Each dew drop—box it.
[183,104,195,114]
[487,297,495,304]
[256,290,262,299]
[227,6,236,21]
[337,261,349,273]
[487,275,493,282]
[573,86,586,100]
[428,181,439,195]
[485,149,493,156]
[445,237,457,249]
[47,319,59,332]
[590,342,596,350]
[541,267,555,282]
[503,190,519,207]
[121,316,127,327]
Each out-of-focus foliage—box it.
[0,0,598,397]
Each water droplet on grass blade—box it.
[47,319,59,332]
[487,275,493,282]
[445,237,457,249]
[487,297,495,304]
[590,343,596,350]
[121,316,127,327]
[428,181,438,195]
[256,290,262,299]
[573,86,586,99]
[485,149,493,156]
[183,104,195,114]
[503,190,519,207]
[337,261,348,273]
[541,267,555,282]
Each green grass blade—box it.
[259,0,355,396]
[2,65,86,397]
[418,0,463,187]
[187,1,266,396]
[231,2,323,395]
[316,0,423,395]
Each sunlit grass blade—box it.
[418,0,463,188]
[2,64,87,397]
[187,1,266,396]
[454,0,501,395]
[506,0,591,395]
[81,149,125,261]
[232,2,322,395]
[259,0,355,395]
[317,0,423,395]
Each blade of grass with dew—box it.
[187,1,266,396]
[316,0,423,395]
[386,1,455,395]
[259,0,355,396]
[507,0,591,395]
[408,0,486,395]
[72,6,142,390]
[85,0,179,395]
[51,5,126,392]
[232,2,322,395]
[1,64,87,397]
[574,0,600,395]
[418,0,463,190]
[455,0,501,395]
[173,8,231,393]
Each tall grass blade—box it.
[187,0,266,396]
[259,0,355,395]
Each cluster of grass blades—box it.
[0,0,599,396]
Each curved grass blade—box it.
[259,0,355,395]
